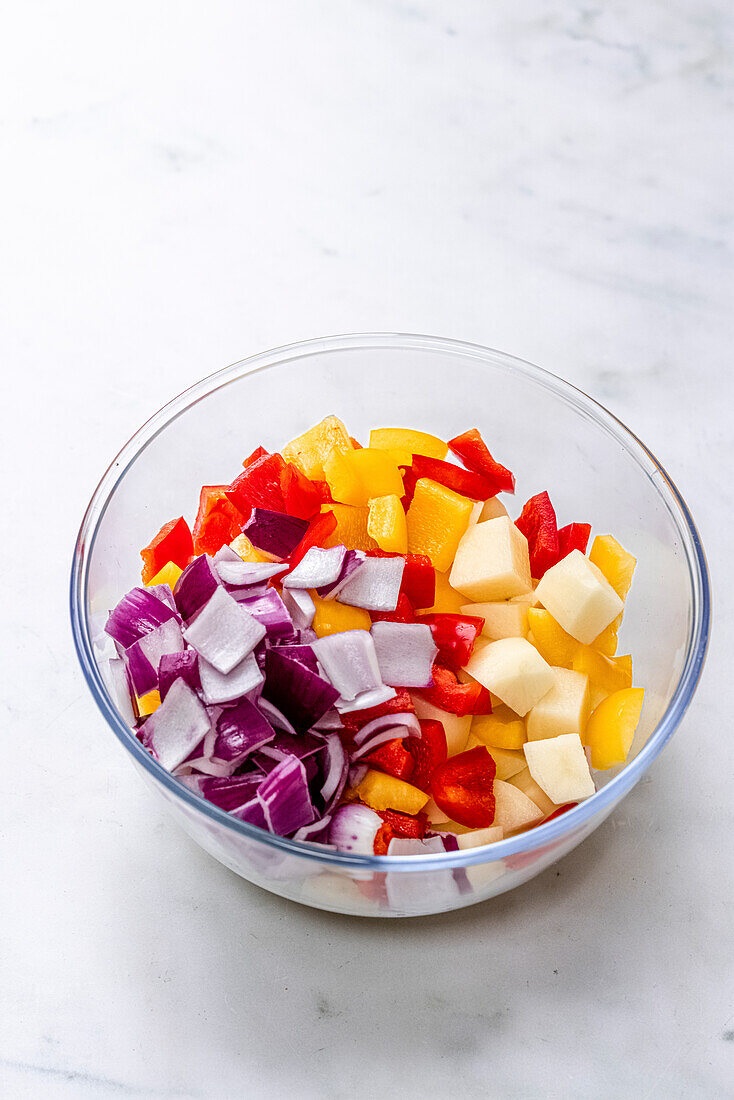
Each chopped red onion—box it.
[328,804,383,854]
[158,650,200,701]
[215,559,287,586]
[213,545,242,564]
[316,549,366,599]
[174,555,221,621]
[262,649,340,732]
[106,587,179,648]
[293,815,333,843]
[281,587,316,630]
[256,697,298,736]
[231,798,268,828]
[179,772,262,811]
[337,555,405,611]
[312,630,383,701]
[184,586,267,673]
[244,508,310,559]
[140,679,210,772]
[351,726,413,760]
[319,732,348,804]
[123,642,157,696]
[335,684,397,713]
[106,657,136,725]
[257,755,315,835]
[198,652,264,704]
[311,709,344,731]
[282,545,346,590]
[371,621,437,687]
[208,698,276,766]
[179,756,236,778]
[351,711,421,747]
[238,589,294,641]
[348,763,369,788]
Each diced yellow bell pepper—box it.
[369,427,448,460]
[282,415,354,479]
[593,612,622,656]
[406,477,474,573]
[584,687,645,769]
[415,569,467,614]
[589,535,636,601]
[134,689,161,718]
[471,707,527,751]
[324,448,404,506]
[230,533,273,563]
[527,608,579,667]
[367,494,408,553]
[572,647,633,694]
[145,561,183,589]
[311,593,372,636]
[322,503,377,552]
[355,770,430,815]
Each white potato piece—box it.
[411,694,471,756]
[465,636,554,716]
[456,826,504,848]
[423,797,451,824]
[535,550,624,645]
[524,733,596,804]
[526,667,591,742]
[492,779,544,832]
[462,599,529,641]
[449,516,533,602]
[509,767,559,817]
[479,496,509,522]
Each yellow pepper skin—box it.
[585,687,645,769]
[324,448,403,506]
[282,415,354,479]
[471,707,527,751]
[369,427,448,460]
[311,593,372,636]
[589,535,636,600]
[367,494,408,553]
[134,689,161,718]
[593,612,622,656]
[406,478,474,572]
[572,647,633,694]
[415,569,466,614]
[322,503,377,552]
[527,608,578,668]
[145,561,183,589]
[230,534,273,563]
[355,770,430,815]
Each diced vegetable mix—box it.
[105,417,643,857]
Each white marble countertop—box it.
[2,2,732,1096]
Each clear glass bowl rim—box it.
[70,333,711,872]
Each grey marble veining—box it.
[1,1,731,1097]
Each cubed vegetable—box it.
[367,494,408,553]
[406,477,474,572]
[450,516,533,602]
[534,550,624,645]
[465,637,554,717]
[584,687,645,769]
[282,415,354,479]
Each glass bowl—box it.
[70,334,710,917]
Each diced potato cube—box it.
[509,767,559,817]
[462,598,530,641]
[479,496,509,522]
[534,550,624,645]
[411,694,472,756]
[423,796,451,824]
[526,668,590,742]
[589,535,636,600]
[465,637,554,717]
[406,478,474,572]
[485,746,526,780]
[456,826,504,848]
[282,415,354,479]
[523,734,596,804]
[471,707,526,751]
[450,516,533,602]
[584,687,645,770]
[492,780,544,832]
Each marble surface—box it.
[1,1,732,1096]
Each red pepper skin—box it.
[243,446,268,468]
[280,464,322,520]
[367,550,435,610]
[406,719,448,792]
[403,454,497,502]
[192,486,247,556]
[363,737,415,781]
[416,613,485,670]
[544,802,578,822]
[373,823,393,855]
[370,592,416,624]
[339,688,415,734]
[140,517,194,583]
[281,510,337,576]
[350,436,363,450]
[226,453,288,514]
[380,808,428,838]
[414,665,492,716]
[312,479,333,503]
[447,429,515,494]
[430,746,497,828]
[515,491,560,579]
[557,523,591,559]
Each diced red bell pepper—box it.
[280,463,322,520]
[557,522,591,559]
[543,802,578,823]
[447,428,515,494]
[430,746,497,828]
[370,592,415,624]
[367,550,435,610]
[140,517,194,583]
[416,613,485,670]
[515,491,560,579]
[339,688,415,734]
[414,665,492,716]
[363,737,415,781]
[243,445,268,468]
[405,719,448,792]
[192,486,247,556]
[280,510,337,577]
[380,808,428,838]
[373,823,393,855]
[312,479,333,503]
[350,436,363,449]
[226,452,287,514]
[402,454,497,502]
